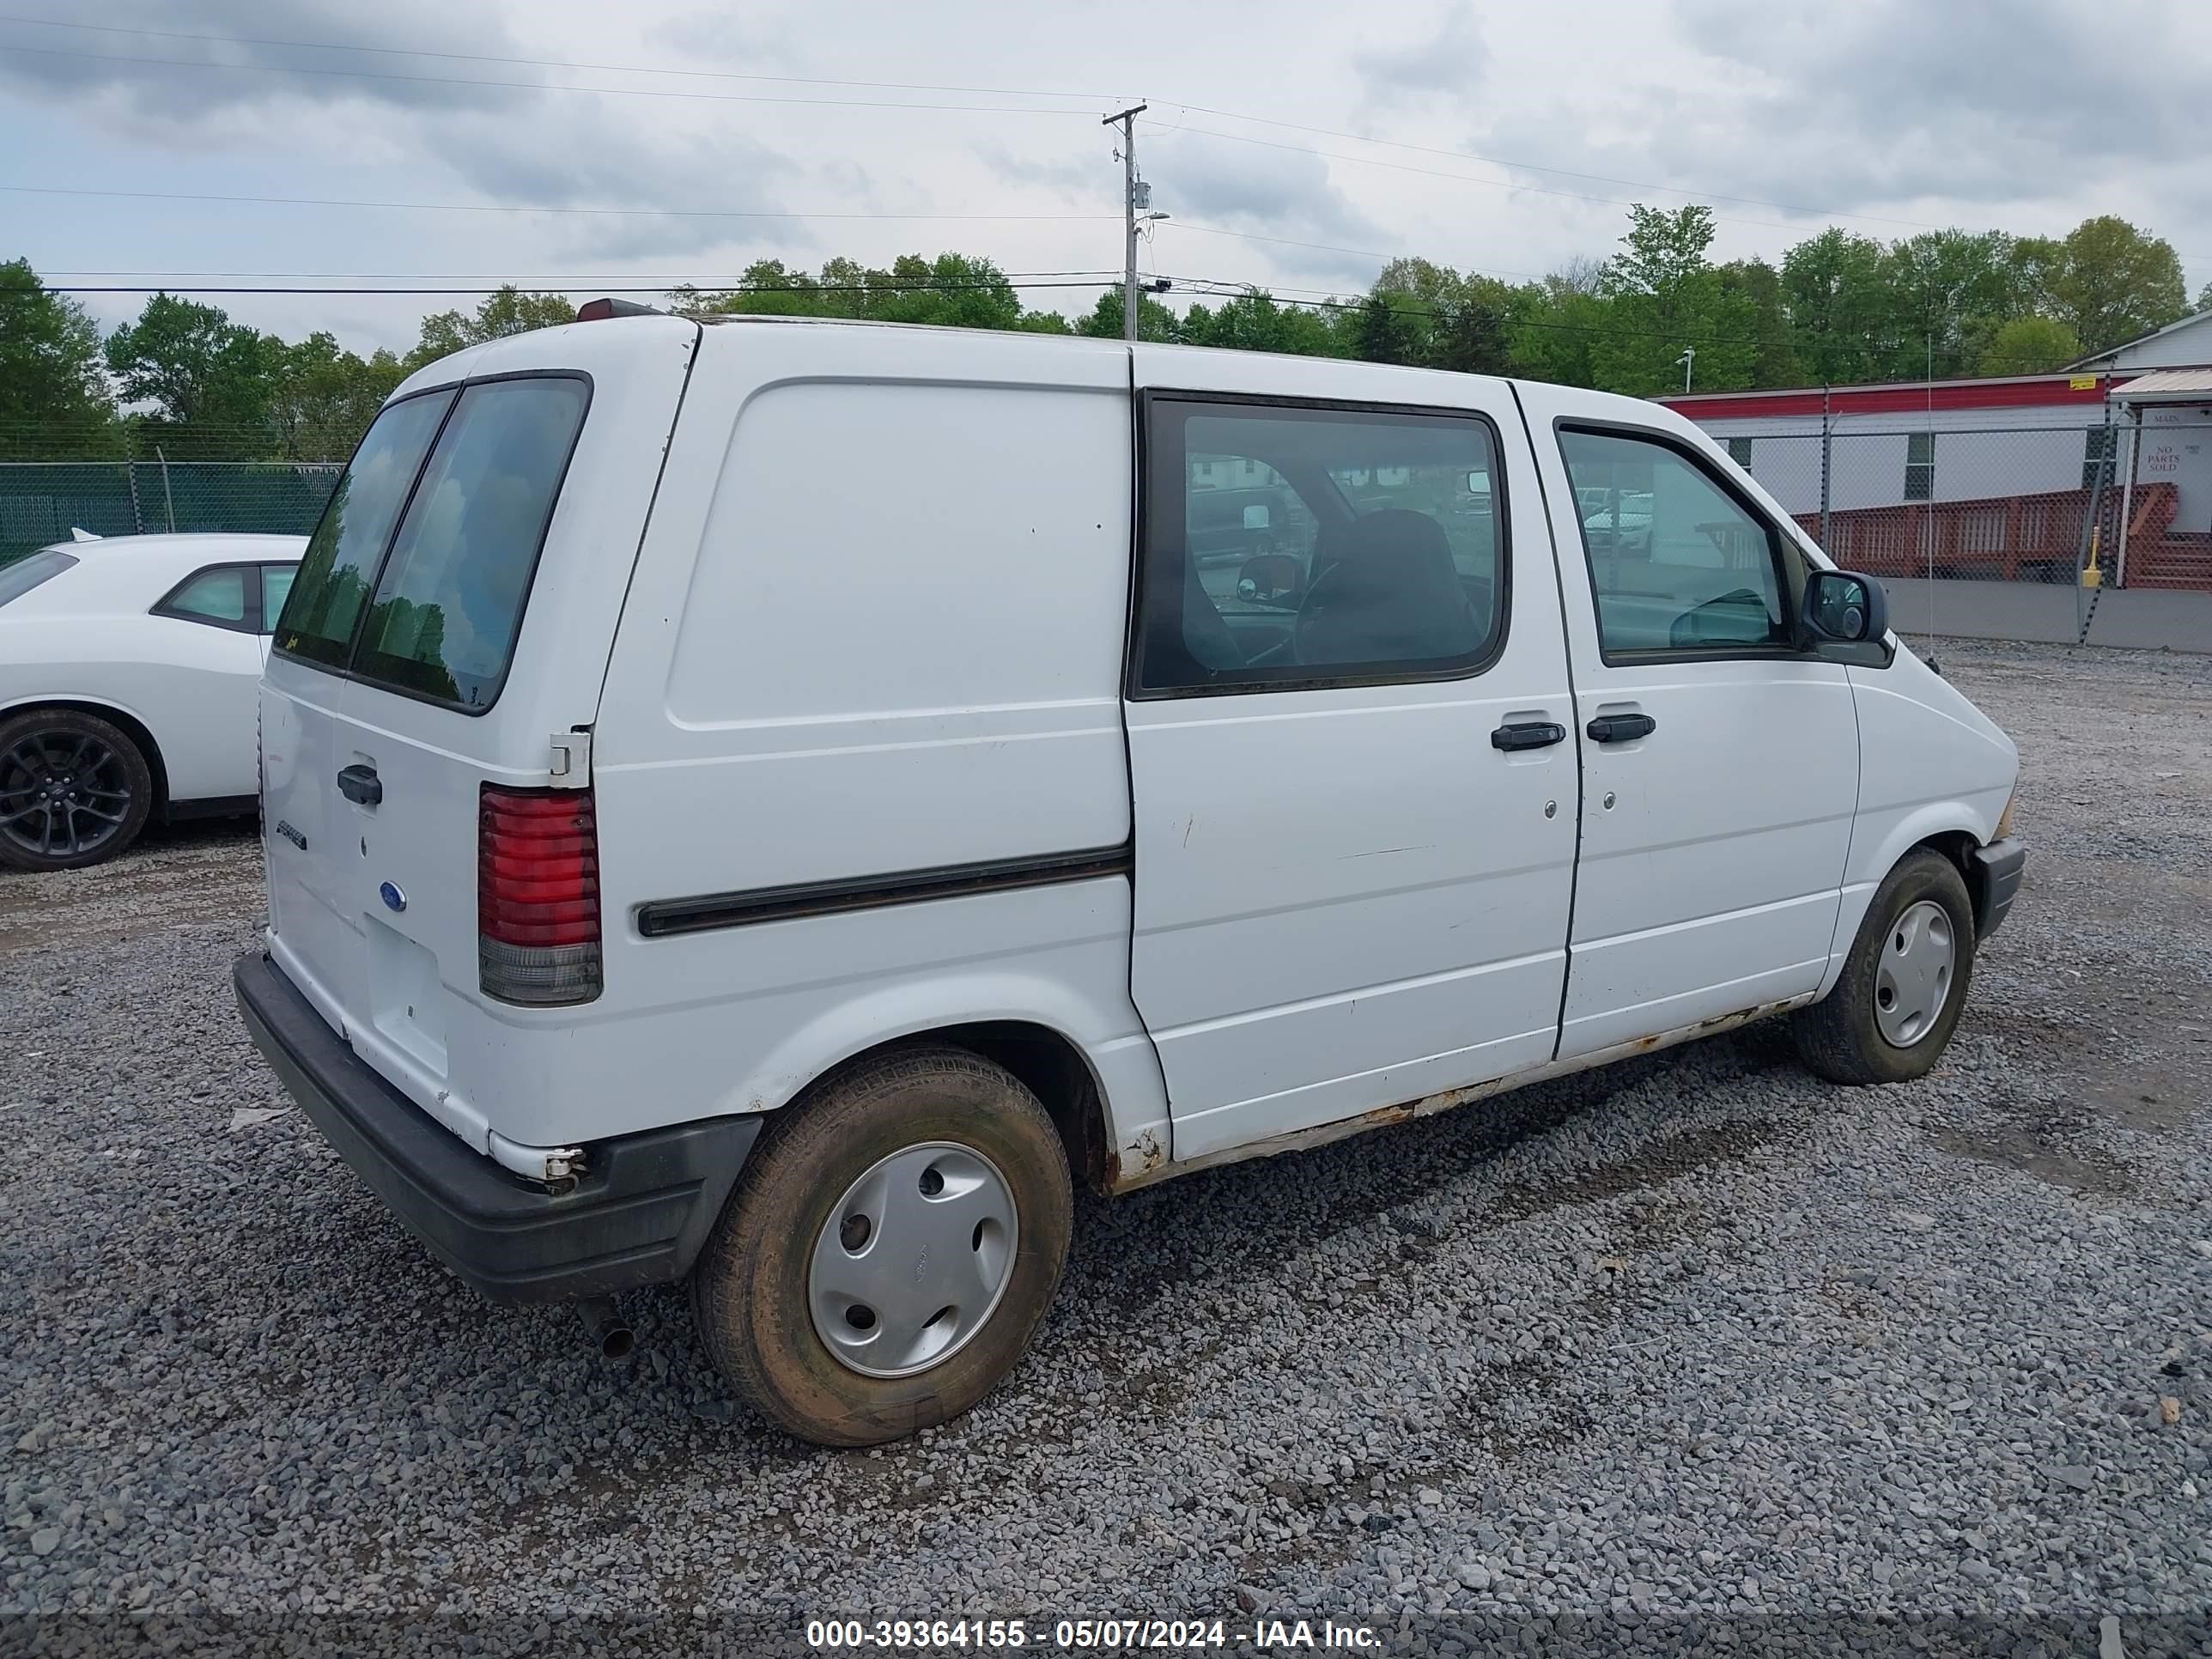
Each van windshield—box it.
[273,375,590,711]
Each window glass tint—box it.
[350,378,587,710]
[1139,401,1504,695]
[159,565,250,625]
[259,565,296,630]
[275,391,455,666]
[0,549,77,608]
[1559,428,1790,655]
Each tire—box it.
[1791,848,1976,1085]
[0,708,155,872]
[690,1045,1073,1447]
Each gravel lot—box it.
[3,641,2209,1656]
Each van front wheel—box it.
[1791,848,1977,1085]
[690,1046,1073,1447]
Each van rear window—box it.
[276,390,455,667]
[351,377,589,709]
[272,374,589,712]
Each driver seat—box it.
[1294,509,1480,665]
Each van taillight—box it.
[478,785,602,1006]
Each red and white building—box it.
[1657,309,2212,589]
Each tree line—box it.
[3,207,2202,463]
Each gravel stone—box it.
[2,640,2209,1655]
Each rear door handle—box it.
[336,763,382,806]
[1587,713,1657,744]
[1491,720,1567,752]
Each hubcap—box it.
[0,733,131,861]
[1874,899,1954,1048]
[808,1141,1018,1380]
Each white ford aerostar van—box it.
[235,307,2024,1446]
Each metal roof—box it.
[2112,368,2212,401]
[2065,307,2212,370]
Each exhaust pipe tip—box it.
[577,1297,635,1362]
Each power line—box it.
[17,11,2209,268]
[35,267,1125,282]
[16,279,1122,297]
[0,43,1103,115]
[0,12,1130,102]
[1146,120,2212,267]
[0,182,1120,224]
[1156,102,1960,238]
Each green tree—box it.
[1506,273,1609,389]
[1977,315,2081,375]
[270,333,407,459]
[410,285,574,367]
[104,293,281,459]
[0,258,117,458]
[1717,258,1802,388]
[1874,230,2016,380]
[1355,294,1418,364]
[1590,205,1756,394]
[1077,286,1178,343]
[2035,216,2186,356]
[2197,278,2212,316]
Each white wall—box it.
[2136,403,2212,532]
[1698,405,2101,514]
[2106,312,2212,371]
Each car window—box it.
[155,564,252,629]
[259,565,296,632]
[1137,399,1505,696]
[276,389,456,668]
[350,376,589,710]
[0,549,76,608]
[1558,428,1791,656]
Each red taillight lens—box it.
[478,785,602,1006]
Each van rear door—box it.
[260,317,697,1164]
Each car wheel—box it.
[1790,848,1976,1085]
[690,1045,1073,1447]
[0,708,155,872]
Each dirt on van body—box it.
[2,639,2208,1653]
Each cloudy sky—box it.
[4,0,2209,356]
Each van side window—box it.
[1559,427,1792,657]
[1135,398,1506,696]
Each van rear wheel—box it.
[690,1046,1073,1447]
[1791,848,1976,1085]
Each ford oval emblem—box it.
[379,881,407,914]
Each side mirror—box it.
[1803,569,1891,662]
[1237,551,1304,605]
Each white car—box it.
[0,532,305,870]
[234,313,2021,1446]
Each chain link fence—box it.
[1722,421,2212,594]
[0,459,343,567]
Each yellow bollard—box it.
[2081,526,2103,589]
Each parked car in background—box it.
[0,532,305,871]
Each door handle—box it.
[1586,713,1657,744]
[336,763,382,806]
[1491,720,1567,752]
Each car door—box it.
[148,561,270,800]
[1124,359,1577,1162]
[1516,393,1859,1060]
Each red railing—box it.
[1795,482,2204,589]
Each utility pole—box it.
[1676,345,1696,393]
[1103,102,1147,342]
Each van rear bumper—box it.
[233,951,758,1304]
